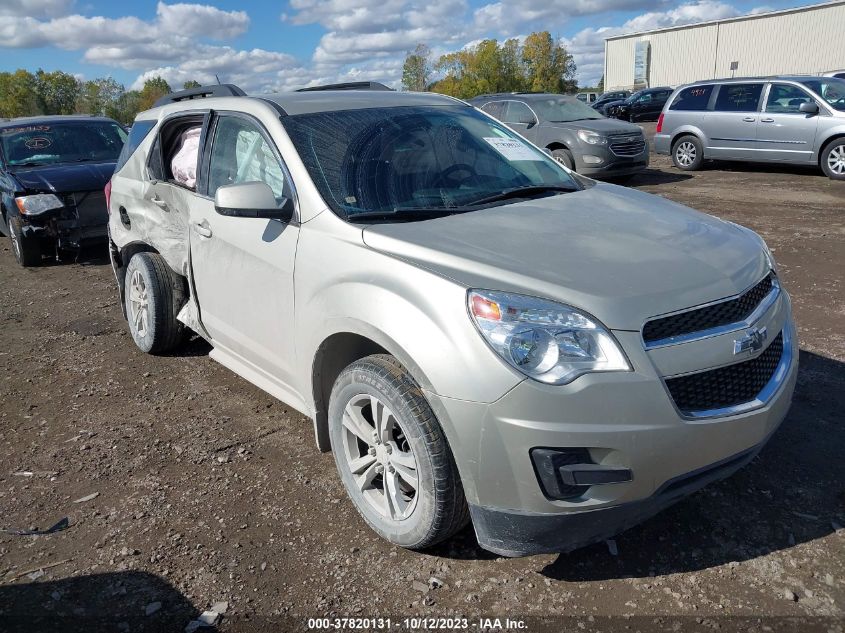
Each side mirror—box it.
[799,101,819,114]
[518,115,537,127]
[214,181,294,222]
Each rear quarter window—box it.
[115,120,156,173]
[670,86,713,111]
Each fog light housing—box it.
[582,155,604,165]
[530,448,632,500]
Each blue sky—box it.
[0,0,807,91]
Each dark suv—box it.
[0,115,126,266]
[470,93,648,179]
[592,90,631,114]
[606,87,673,122]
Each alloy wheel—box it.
[676,141,696,167]
[340,393,419,521]
[128,269,150,338]
[828,144,845,175]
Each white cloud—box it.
[0,0,72,19]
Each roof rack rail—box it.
[153,84,246,108]
[296,81,394,92]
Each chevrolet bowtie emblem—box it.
[734,326,767,355]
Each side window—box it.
[766,84,813,114]
[503,101,535,124]
[638,93,653,103]
[714,83,764,112]
[480,101,505,120]
[208,115,290,203]
[147,136,164,181]
[670,85,713,111]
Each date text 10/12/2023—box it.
[307,617,528,630]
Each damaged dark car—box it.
[0,116,126,266]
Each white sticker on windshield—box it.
[483,137,542,161]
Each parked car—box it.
[469,93,648,179]
[576,91,598,103]
[108,82,796,557]
[823,70,845,79]
[606,87,673,122]
[654,76,845,180]
[592,90,631,114]
[0,115,127,266]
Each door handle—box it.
[761,118,774,123]
[151,196,168,209]
[193,221,212,238]
[742,117,756,122]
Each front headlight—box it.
[577,130,607,145]
[468,290,630,385]
[15,193,64,216]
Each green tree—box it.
[34,70,80,115]
[116,90,143,124]
[76,77,124,117]
[183,80,201,89]
[597,75,605,93]
[499,38,526,93]
[138,77,171,111]
[401,44,431,92]
[0,70,40,117]
[522,31,577,94]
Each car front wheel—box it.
[124,252,186,354]
[821,139,845,180]
[8,215,41,267]
[551,148,576,171]
[672,135,704,171]
[329,354,469,550]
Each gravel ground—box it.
[1,124,843,633]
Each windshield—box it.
[282,105,579,220]
[0,121,127,167]
[530,97,604,122]
[624,91,643,104]
[798,77,845,112]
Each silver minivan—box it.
[654,76,845,180]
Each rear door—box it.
[703,82,765,160]
[756,82,820,163]
[189,112,300,386]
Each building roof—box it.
[604,0,845,41]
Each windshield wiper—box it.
[347,207,464,222]
[462,184,576,207]
[11,161,47,167]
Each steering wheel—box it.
[431,163,479,188]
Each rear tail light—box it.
[104,180,112,213]
[656,113,664,133]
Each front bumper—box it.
[575,146,650,178]
[426,295,798,556]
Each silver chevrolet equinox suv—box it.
[107,82,798,557]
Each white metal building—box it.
[604,1,845,90]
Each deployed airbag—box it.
[171,126,201,189]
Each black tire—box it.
[0,209,9,238]
[329,354,469,550]
[672,135,704,171]
[8,215,41,267]
[551,148,576,171]
[820,138,845,180]
[123,252,186,354]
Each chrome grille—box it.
[643,273,776,345]
[665,331,784,415]
[609,134,646,157]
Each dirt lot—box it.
[1,123,844,633]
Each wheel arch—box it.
[310,325,436,453]
[115,242,163,317]
[818,132,845,167]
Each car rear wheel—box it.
[328,354,469,550]
[124,252,186,354]
[551,148,576,171]
[672,135,704,171]
[820,139,845,180]
[8,215,41,267]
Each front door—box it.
[189,112,300,386]
[702,82,765,160]
[756,83,820,163]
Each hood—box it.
[362,184,769,331]
[545,118,641,135]
[10,161,116,194]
